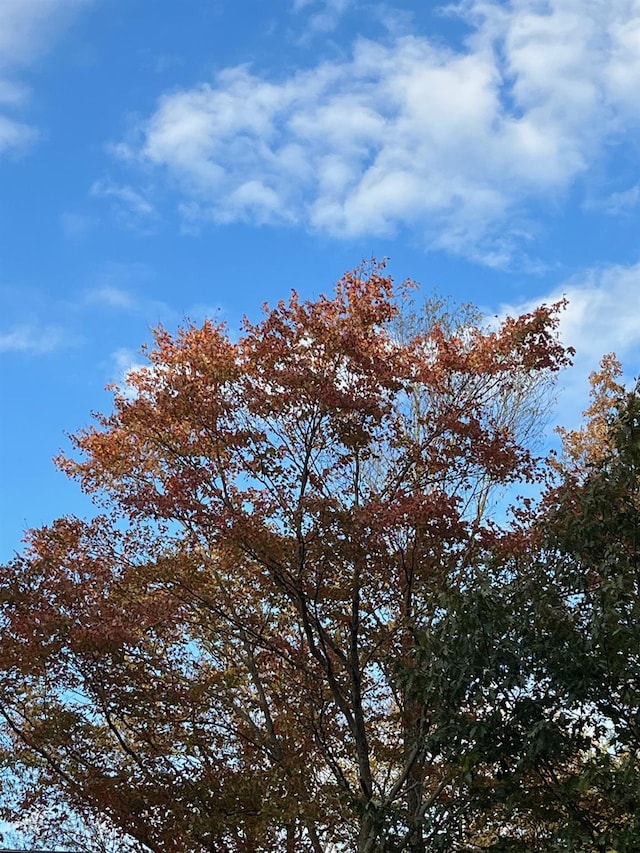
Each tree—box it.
[0,264,572,852]
[431,358,640,852]
[1,806,141,853]
[526,364,640,852]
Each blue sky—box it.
[2,0,640,560]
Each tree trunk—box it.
[357,804,383,853]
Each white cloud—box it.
[295,0,352,35]
[499,261,640,428]
[84,285,135,309]
[600,183,640,215]
[0,323,73,355]
[83,262,167,317]
[109,347,154,401]
[0,114,37,156]
[0,80,29,105]
[115,0,640,265]
[554,265,640,364]
[83,263,174,325]
[0,0,88,68]
[90,180,155,217]
[0,0,91,158]
[90,179,157,230]
[111,346,145,378]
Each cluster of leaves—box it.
[1,263,636,852]
[409,357,640,853]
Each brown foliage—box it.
[0,264,572,852]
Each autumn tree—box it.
[0,264,571,852]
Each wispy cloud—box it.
[292,0,353,36]
[0,0,92,158]
[499,261,640,428]
[0,323,75,355]
[0,79,29,106]
[112,0,640,266]
[0,0,90,66]
[84,262,175,325]
[0,114,37,156]
[0,263,166,360]
[90,179,157,231]
[84,285,136,310]
[554,267,640,369]
[82,262,166,317]
[599,183,640,215]
[110,346,146,379]
[108,347,152,401]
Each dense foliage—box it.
[2,265,637,852]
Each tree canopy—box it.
[4,264,637,852]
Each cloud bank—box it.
[113,0,640,264]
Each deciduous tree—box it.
[434,359,640,852]
[528,366,640,851]
[0,264,571,852]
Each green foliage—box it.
[411,378,640,852]
[370,377,640,852]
